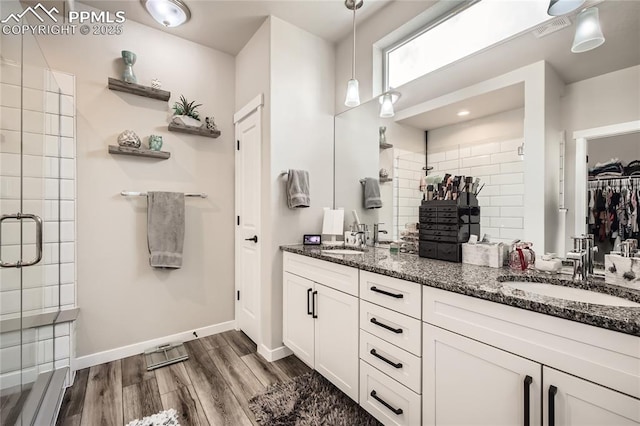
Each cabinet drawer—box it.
[437,243,460,262]
[419,242,437,259]
[283,252,358,296]
[360,300,421,356]
[360,271,421,319]
[360,330,421,393]
[359,360,421,426]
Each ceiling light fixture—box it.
[141,0,191,28]
[457,110,470,117]
[547,0,585,16]
[379,90,401,118]
[571,7,605,53]
[344,0,363,107]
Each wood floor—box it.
[56,331,311,426]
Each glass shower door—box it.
[1,1,68,423]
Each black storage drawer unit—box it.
[418,193,480,262]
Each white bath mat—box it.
[125,409,180,426]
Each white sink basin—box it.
[321,249,365,255]
[503,281,640,307]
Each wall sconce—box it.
[571,7,605,53]
[379,90,401,118]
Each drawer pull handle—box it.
[548,385,558,426]
[307,288,313,316]
[370,318,403,334]
[524,375,532,426]
[370,349,402,369]
[370,390,403,415]
[370,286,403,299]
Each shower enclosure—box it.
[1,1,77,424]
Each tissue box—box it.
[462,243,505,268]
[604,254,640,290]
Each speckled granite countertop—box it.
[281,245,640,336]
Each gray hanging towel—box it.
[363,177,382,209]
[147,192,185,269]
[287,169,310,208]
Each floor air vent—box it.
[531,16,572,38]
[145,343,189,370]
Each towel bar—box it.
[120,191,208,198]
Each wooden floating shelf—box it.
[379,177,393,183]
[108,145,170,159]
[380,143,393,150]
[168,122,221,138]
[107,78,171,101]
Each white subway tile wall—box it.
[393,149,426,240]
[0,66,76,390]
[428,139,525,244]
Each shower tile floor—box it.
[55,330,311,425]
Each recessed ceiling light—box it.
[140,0,191,28]
[457,110,470,117]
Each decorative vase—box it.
[379,126,387,145]
[172,115,202,128]
[148,135,163,151]
[121,50,137,84]
[205,117,218,131]
[118,130,141,148]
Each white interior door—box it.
[234,97,263,345]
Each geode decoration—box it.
[118,130,142,148]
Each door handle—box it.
[524,375,532,426]
[370,317,403,334]
[244,235,258,243]
[0,213,43,268]
[548,385,558,426]
[307,288,313,315]
[312,290,318,318]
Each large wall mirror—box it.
[333,0,639,257]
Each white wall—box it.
[562,65,640,247]
[34,9,236,358]
[588,133,640,168]
[268,17,335,350]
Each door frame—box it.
[233,94,264,346]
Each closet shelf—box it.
[168,122,221,138]
[107,78,171,101]
[380,143,393,150]
[108,145,170,159]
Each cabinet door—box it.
[282,272,315,367]
[544,367,640,426]
[314,283,359,402]
[423,324,541,426]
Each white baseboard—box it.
[75,320,236,370]
[257,343,292,362]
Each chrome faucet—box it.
[567,234,597,282]
[351,224,368,249]
[373,223,388,246]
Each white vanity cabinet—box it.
[282,253,359,401]
[422,286,640,426]
[359,271,423,426]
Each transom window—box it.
[384,0,554,89]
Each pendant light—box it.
[141,0,191,28]
[378,90,401,118]
[547,0,585,16]
[571,7,605,53]
[344,0,363,107]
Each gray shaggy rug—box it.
[249,372,382,426]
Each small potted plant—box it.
[172,95,203,127]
